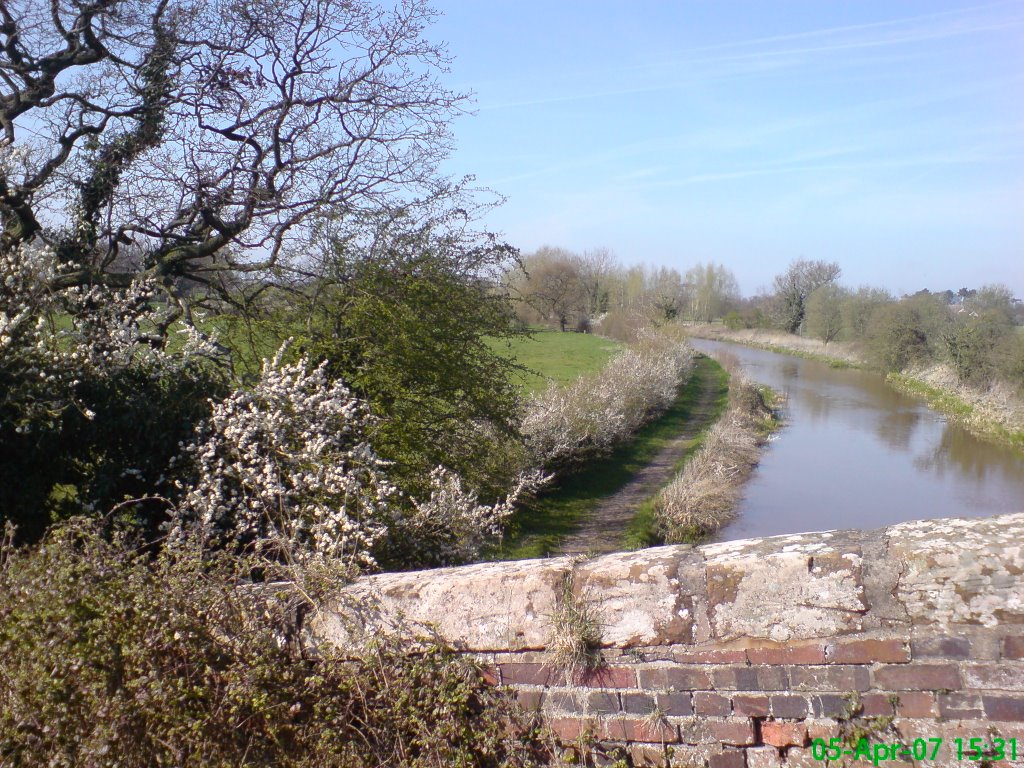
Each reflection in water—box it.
[874,409,921,453]
[690,338,1024,540]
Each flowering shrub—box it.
[170,345,395,574]
[172,346,546,573]
[0,240,223,540]
[522,329,694,468]
[386,466,550,568]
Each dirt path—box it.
[555,365,725,556]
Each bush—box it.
[0,242,225,543]
[521,329,694,469]
[0,519,544,767]
[864,294,946,372]
[723,311,747,330]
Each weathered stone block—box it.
[701,532,866,643]
[575,548,703,647]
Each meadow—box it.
[487,329,623,393]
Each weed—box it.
[547,570,604,682]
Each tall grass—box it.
[654,370,780,544]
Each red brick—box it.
[962,662,1024,691]
[732,694,770,716]
[637,665,713,691]
[656,691,693,716]
[762,721,809,748]
[984,696,1024,722]
[910,636,971,659]
[938,693,984,719]
[858,693,897,716]
[673,648,748,664]
[629,744,673,767]
[805,719,841,740]
[499,663,556,686]
[547,716,592,742]
[788,665,870,691]
[600,717,679,744]
[892,691,936,718]
[872,663,960,690]
[514,689,544,710]
[479,665,499,686]
[1003,637,1024,660]
[574,665,637,689]
[826,638,909,664]
[694,691,733,715]
[784,747,820,768]
[710,749,747,768]
[746,643,826,665]
[713,665,789,691]
[708,718,757,746]
[770,695,809,718]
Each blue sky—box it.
[432,1,1023,297]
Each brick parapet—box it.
[320,513,1024,766]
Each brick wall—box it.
[321,513,1024,767]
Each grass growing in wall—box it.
[497,355,728,559]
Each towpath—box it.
[554,361,725,556]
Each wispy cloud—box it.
[477,2,1024,112]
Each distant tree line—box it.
[505,246,740,337]
[729,260,1024,393]
[508,248,1023,393]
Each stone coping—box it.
[317,513,1024,652]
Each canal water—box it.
[689,338,1024,540]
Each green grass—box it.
[496,355,729,559]
[621,359,731,550]
[887,372,1024,453]
[488,330,622,394]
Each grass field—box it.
[495,354,729,559]
[488,330,623,394]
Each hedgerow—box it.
[0,519,547,768]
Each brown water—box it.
[690,338,1024,539]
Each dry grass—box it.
[546,570,603,682]
[688,324,862,365]
[655,375,779,543]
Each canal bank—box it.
[689,338,1024,541]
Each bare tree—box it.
[771,258,842,334]
[0,0,462,332]
[511,247,587,331]
[685,262,739,323]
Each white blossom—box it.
[521,329,694,467]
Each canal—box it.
[689,338,1024,539]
